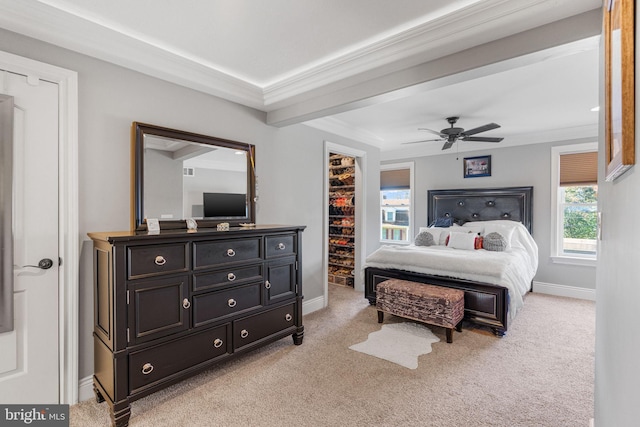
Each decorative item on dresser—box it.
[89,225,305,427]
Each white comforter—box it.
[364,221,538,321]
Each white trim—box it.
[0,0,598,110]
[324,142,367,302]
[302,295,325,316]
[550,142,598,260]
[262,0,594,104]
[380,162,414,244]
[0,50,79,405]
[78,376,94,403]
[533,281,596,301]
[550,255,597,267]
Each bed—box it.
[364,186,536,336]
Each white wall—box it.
[594,6,640,424]
[0,28,380,383]
[384,137,598,292]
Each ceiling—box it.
[0,0,602,157]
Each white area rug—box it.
[349,322,440,369]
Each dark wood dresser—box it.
[88,225,305,427]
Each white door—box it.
[0,70,60,403]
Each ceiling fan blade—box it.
[401,138,443,145]
[441,139,456,150]
[462,136,504,142]
[418,128,443,137]
[462,123,500,136]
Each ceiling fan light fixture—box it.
[412,116,504,150]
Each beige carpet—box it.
[71,284,595,427]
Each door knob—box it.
[37,259,54,269]
[21,258,54,270]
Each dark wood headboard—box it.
[427,187,533,233]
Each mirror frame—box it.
[132,122,256,231]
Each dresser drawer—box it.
[129,324,230,394]
[128,243,189,279]
[192,283,263,327]
[193,237,262,268]
[193,264,263,292]
[265,234,296,258]
[233,303,296,351]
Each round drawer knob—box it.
[265,280,271,289]
[182,298,191,309]
[226,249,235,257]
[142,363,154,375]
[154,255,166,266]
[213,338,223,348]
[285,314,292,322]
[277,243,286,250]
[228,298,237,308]
[227,272,236,281]
[240,329,249,339]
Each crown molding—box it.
[261,0,594,107]
[0,0,265,109]
[0,0,599,112]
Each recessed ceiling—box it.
[0,0,602,156]
[305,39,600,157]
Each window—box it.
[380,163,413,243]
[551,143,598,265]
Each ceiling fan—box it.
[404,116,504,150]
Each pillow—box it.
[462,223,485,235]
[430,217,454,228]
[474,235,484,250]
[418,227,448,245]
[414,231,436,246]
[482,223,515,250]
[446,231,478,250]
[483,232,507,251]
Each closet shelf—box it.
[328,152,355,287]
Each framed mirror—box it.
[132,122,256,230]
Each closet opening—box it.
[328,152,356,288]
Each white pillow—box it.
[418,227,448,245]
[482,223,515,250]
[447,231,477,250]
[462,223,485,235]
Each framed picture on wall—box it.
[604,0,635,181]
[463,155,491,178]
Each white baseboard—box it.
[533,281,595,301]
[78,375,94,402]
[303,295,325,315]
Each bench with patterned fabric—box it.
[376,279,464,343]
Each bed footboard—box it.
[364,267,508,336]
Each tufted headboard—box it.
[427,186,533,233]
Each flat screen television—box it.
[203,192,247,218]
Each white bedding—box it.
[364,220,538,321]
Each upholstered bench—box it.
[376,279,464,343]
